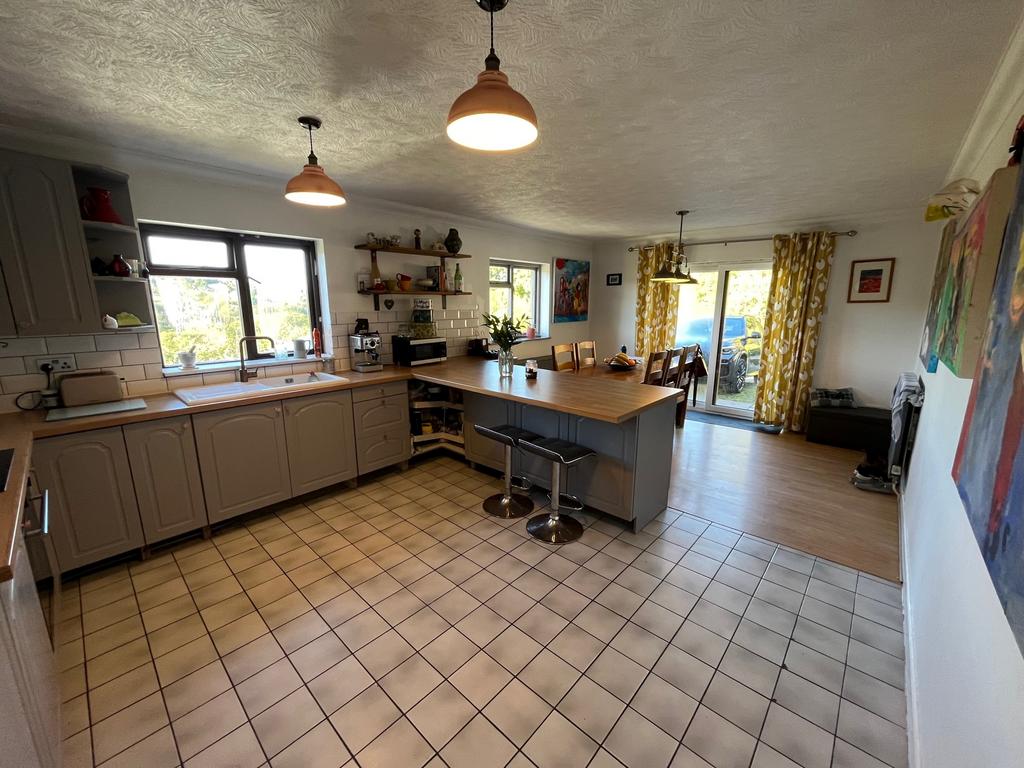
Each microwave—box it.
[392,336,447,366]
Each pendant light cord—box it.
[490,5,495,55]
[306,124,317,165]
[484,3,500,70]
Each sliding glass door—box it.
[674,263,772,418]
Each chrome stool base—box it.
[483,492,534,519]
[527,512,584,544]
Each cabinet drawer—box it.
[353,394,408,433]
[351,381,407,403]
[356,428,410,475]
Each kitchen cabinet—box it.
[124,416,208,543]
[0,149,98,335]
[513,403,567,490]
[0,528,60,768]
[462,393,512,472]
[31,427,144,572]
[353,386,410,475]
[284,390,357,495]
[193,402,292,523]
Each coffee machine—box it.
[350,320,383,372]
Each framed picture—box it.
[554,258,590,323]
[606,273,622,286]
[847,258,895,303]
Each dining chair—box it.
[642,349,670,384]
[662,346,686,387]
[551,343,577,371]
[672,344,699,427]
[574,340,597,368]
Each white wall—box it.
[900,14,1024,767]
[590,213,936,407]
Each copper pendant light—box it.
[650,210,698,284]
[447,0,538,152]
[284,116,347,207]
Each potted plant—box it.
[482,313,525,378]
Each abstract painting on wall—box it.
[953,164,1024,653]
[553,258,590,323]
[924,166,1019,377]
[919,218,958,372]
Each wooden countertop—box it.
[0,358,677,580]
[413,357,679,424]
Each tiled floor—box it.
[51,455,909,768]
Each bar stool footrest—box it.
[510,475,532,492]
[546,492,584,512]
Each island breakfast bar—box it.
[414,357,680,532]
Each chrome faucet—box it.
[238,336,274,382]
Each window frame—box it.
[489,260,541,329]
[139,223,322,364]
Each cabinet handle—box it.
[273,407,281,415]
[22,490,49,538]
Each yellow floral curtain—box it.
[635,242,681,356]
[754,232,835,431]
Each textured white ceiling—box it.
[0,0,1016,237]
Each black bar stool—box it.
[473,424,539,519]
[519,436,596,544]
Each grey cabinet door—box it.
[513,404,566,489]
[124,416,208,543]
[353,392,410,475]
[193,402,292,523]
[566,415,635,522]
[463,393,511,472]
[0,150,98,335]
[32,427,144,572]
[284,390,357,495]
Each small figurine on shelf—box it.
[414,229,422,249]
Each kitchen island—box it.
[415,357,679,531]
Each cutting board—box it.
[45,398,148,422]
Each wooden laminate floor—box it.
[669,419,901,582]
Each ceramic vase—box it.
[79,187,124,225]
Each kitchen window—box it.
[140,223,321,366]
[489,260,542,331]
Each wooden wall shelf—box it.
[354,243,472,260]
[358,289,471,310]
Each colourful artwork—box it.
[919,218,959,372]
[953,165,1024,653]
[554,258,590,323]
[936,190,989,374]
[847,258,894,302]
[926,167,1019,377]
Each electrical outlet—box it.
[33,355,76,373]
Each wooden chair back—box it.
[575,340,597,368]
[551,343,577,371]
[662,347,686,387]
[673,344,699,427]
[642,349,670,384]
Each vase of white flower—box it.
[482,313,525,379]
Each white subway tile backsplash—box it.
[144,363,165,378]
[166,374,204,391]
[2,373,48,394]
[201,371,236,385]
[45,336,97,354]
[110,365,147,382]
[127,379,168,396]
[137,332,160,348]
[0,357,26,376]
[95,334,140,351]
[0,338,47,357]
[121,348,162,366]
[75,351,122,369]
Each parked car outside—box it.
[677,315,762,393]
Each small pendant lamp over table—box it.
[447,0,538,152]
[651,210,698,285]
[284,116,347,207]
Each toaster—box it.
[59,371,123,407]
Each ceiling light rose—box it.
[447,0,538,152]
[285,116,347,207]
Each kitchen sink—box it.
[173,371,348,405]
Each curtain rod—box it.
[627,229,857,252]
